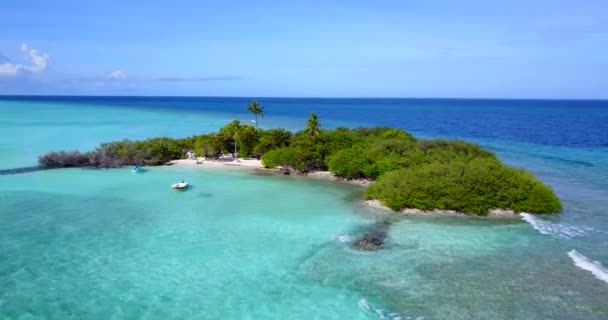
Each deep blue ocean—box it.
[1,96,607,319]
[6,96,607,147]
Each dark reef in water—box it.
[0,166,50,175]
[352,220,392,251]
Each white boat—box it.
[131,165,143,173]
[172,181,189,190]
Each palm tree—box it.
[227,120,241,161]
[306,112,321,143]
[247,100,264,129]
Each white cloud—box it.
[0,64,18,75]
[0,43,49,76]
[108,69,127,80]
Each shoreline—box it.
[168,158,268,170]
[168,158,371,186]
[169,158,520,218]
[362,199,518,218]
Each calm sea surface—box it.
[1,96,607,319]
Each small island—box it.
[39,104,562,216]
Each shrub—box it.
[253,128,292,157]
[38,151,90,168]
[417,139,495,161]
[380,128,415,141]
[365,158,562,214]
[328,147,375,179]
[193,134,222,158]
[328,137,418,179]
[261,146,316,172]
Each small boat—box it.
[172,181,189,190]
[131,165,143,173]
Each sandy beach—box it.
[170,158,390,205]
[169,157,371,186]
[169,157,267,170]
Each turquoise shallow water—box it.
[0,100,349,170]
[1,168,379,319]
[3,167,607,319]
[1,98,608,319]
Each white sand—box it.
[169,157,266,169]
[306,171,371,187]
[169,158,370,187]
[362,199,517,217]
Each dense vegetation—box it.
[39,107,562,215]
[260,120,561,214]
[38,120,288,168]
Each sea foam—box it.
[567,250,608,284]
[520,213,591,239]
[332,234,353,243]
[358,298,418,320]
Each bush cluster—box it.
[38,122,289,168]
[365,158,562,214]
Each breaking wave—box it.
[520,213,592,239]
[332,234,354,243]
[568,250,608,284]
[358,298,420,320]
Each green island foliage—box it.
[39,110,562,215]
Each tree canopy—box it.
[247,100,264,128]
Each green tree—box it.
[236,125,259,158]
[247,100,264,129]
[229,120,241,158]
[253,128,293,157]
[261,146,315,172]
[193,134,222,158]
[219,120,242,158]
[306,112,321,143]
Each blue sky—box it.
[0,0,607,98]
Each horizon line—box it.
[0,94,607,102]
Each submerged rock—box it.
[279,165,293,175]
[352,220,392,251]
[353,232,385,251]
[0,166,48,175]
